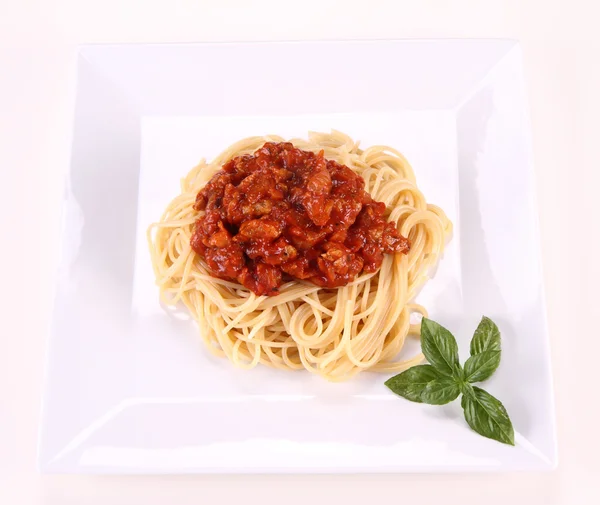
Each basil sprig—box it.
[385,316,515,446]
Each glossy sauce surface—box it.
[191,142,410,295]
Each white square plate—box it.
[40,40,556,473]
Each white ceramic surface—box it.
[39,40,556,473]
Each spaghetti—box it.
[148,131,451,381]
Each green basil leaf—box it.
[461,386,515,446]
[420,318,460,377]
[461,382,475,399]
[464,350,501,383]
[470,316,501,355]
[420,377,461,405]
[453,365,466,382]
[384,365,444,403]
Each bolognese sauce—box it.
[190,142,410,296]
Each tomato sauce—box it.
[190,142,410,296]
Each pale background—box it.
[0,1,598,503]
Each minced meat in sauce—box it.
[190,142,410,296]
